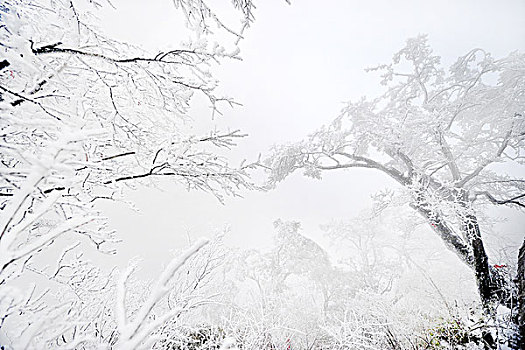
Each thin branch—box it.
[0,85,62,120]
[103,169,240,185]
[101,151,136,161]
[32,43,229,64]
[437,131,461,182]
[474,191,525,209]
[457,129,512,187]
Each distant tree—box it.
[230,220,333,349]
[230,217,451,349]
[266,36,524,342]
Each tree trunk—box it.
[418,207,505,307]
[408,177,518,347]
[418,206,517,348]
[518,237,525,349]
[463,214,502,309]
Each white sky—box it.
[96,0,525,272]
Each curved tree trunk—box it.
[415,203,515,348]
[417,206,505,308]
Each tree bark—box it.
[463,214,503,309]
[518,237,525,349]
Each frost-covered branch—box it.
[114,239,209,349]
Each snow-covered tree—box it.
[0,0,259,348]
[265,35,524,345]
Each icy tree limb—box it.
[0,216,94,274]
[114,238,209,350]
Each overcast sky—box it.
[96,0,525,272]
